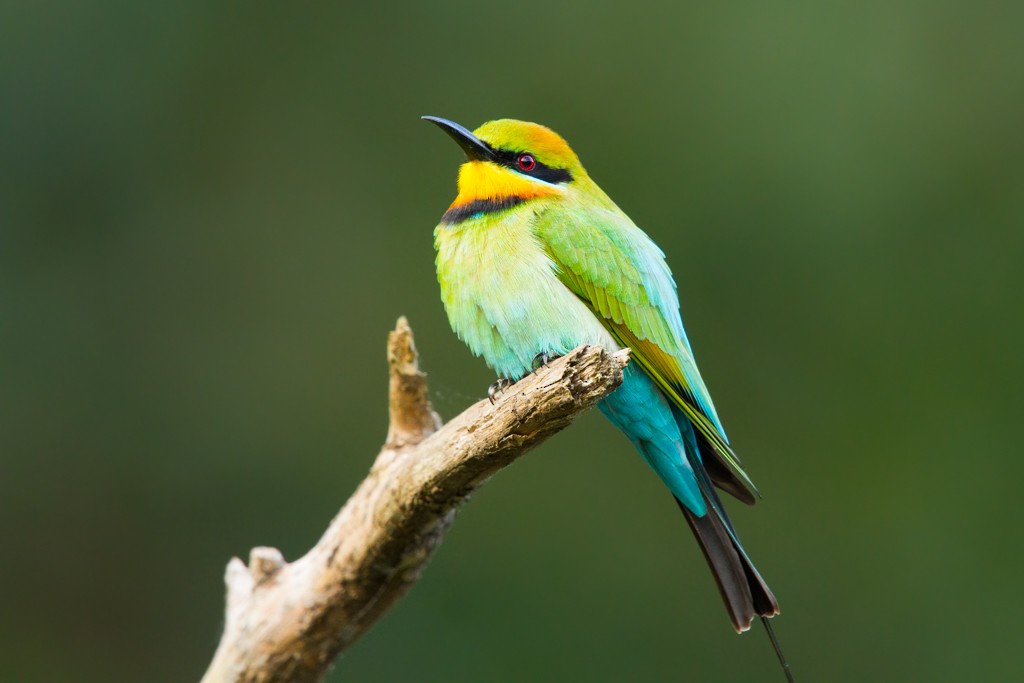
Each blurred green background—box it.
[3,2,1022,681]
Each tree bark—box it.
[200,317,629,683]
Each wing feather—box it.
[538,205,759,500]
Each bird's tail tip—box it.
[761,615,795,682]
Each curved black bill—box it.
[422,116,495,162]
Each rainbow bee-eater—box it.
[425,116,790,676]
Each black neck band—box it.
[441,196,527,224]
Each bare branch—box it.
[385,316,442,449]
[201,319,629,683]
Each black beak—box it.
[422,116,495,162]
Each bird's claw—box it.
[531,351,562,371]
[488,378,515,404]
[487,353,562,404]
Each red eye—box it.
[517,154,536,172]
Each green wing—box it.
[537,204,759,502]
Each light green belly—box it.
[435,215,619,379]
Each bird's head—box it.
[423,116,586,222]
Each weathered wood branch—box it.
[201,317,629,683]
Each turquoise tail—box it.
[599,364,779,632]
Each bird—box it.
[424,115,791,679]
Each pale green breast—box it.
[434,208,619,380]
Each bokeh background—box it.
[3,2,1022,681]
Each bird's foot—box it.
[531,351,563,372]
[487,377,516,405]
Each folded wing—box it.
[537,205,758,503]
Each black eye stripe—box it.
[489,147,573,184]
